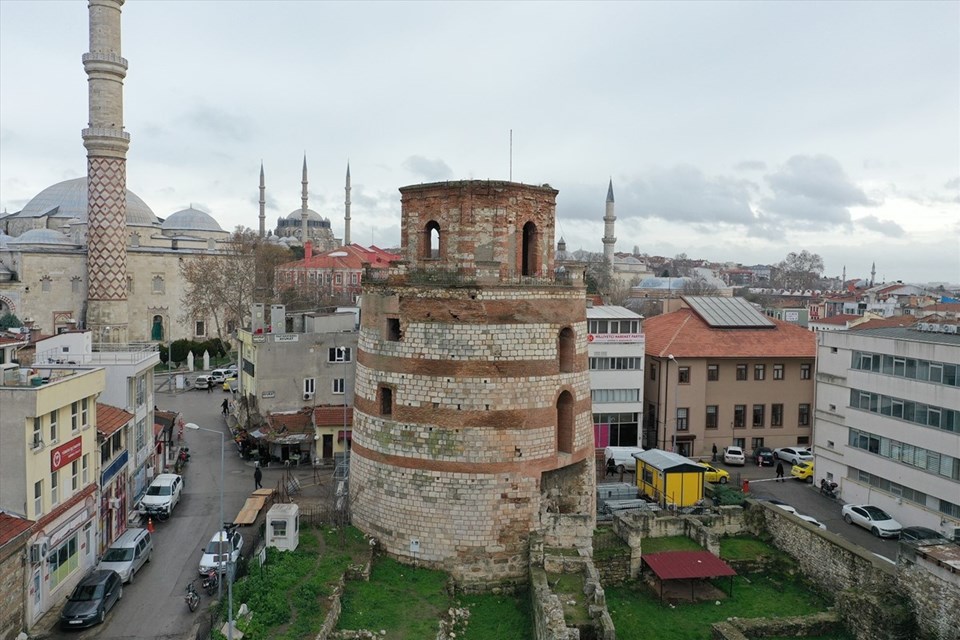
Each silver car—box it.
[96,528,153,583]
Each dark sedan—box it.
[753,447,775,466]
[60,570,122,629]
[900,526,951,544]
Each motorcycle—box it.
[201,569,219,596]
[819,479,840,500]
[184,582,200,612]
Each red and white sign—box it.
[587,333,644,344]
[51,436,83,472]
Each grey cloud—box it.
[623,165,757,225]
[857,215,906,237]
[402,156,454,182]
[945,177,960,190]
[179,105,253,143]
[734,160,766,171]
[761,154,875,227]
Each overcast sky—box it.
[1,1,957,284]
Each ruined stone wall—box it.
[897,549,960,640]
[530,567,580,640]
[0,537,27,640]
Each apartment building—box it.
[643,296,816,457]
[814,323,960,540]
[0,364,105,629]
[587,304,644,448]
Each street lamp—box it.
[185,423,234,640]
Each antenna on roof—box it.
[509,129,513,181]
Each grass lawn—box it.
[719,536,778,561]
[458,591,534,640]
[607,573,832,640]
[641,535,704,555]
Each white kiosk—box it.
[265,503,300,551]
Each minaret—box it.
[258,162,266,238]
[83,0,130,345]
[344,162,352,246]
[300,155,309,242]
[602,179,616,265]
[870,262,876,287]
[842,265,846,289]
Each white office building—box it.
[814,324,960,540]
[587,305,645,448]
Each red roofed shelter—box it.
[643,550,737,604]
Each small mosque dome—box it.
[8,228,78,247]
[14,177,158,226]
[285,208,328,222]
[162,207,223,232]
[0,231,12,249]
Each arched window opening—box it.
[558,327,575,373]
[422,221,441,260]
[522,221,538,276]
[556,390,574,454]
[151,315,164,341]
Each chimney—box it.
[304,240,313,260]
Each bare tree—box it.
[680,274,720,296]
[772,250,825,290]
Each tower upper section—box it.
[82,0,130,160]
[602,179,616,265]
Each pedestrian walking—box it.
[207,377,212,393]
[254,463,263,489]
[711,443,718,462]
[775,461,785,482]
[221,398,229,415]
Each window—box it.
[135,418,146,450]
[72,277,81,294]
[734,405,746,428]
[800,364,811,380]
[71,401,79,432]
[386,318,401,342]
[799,403,811,426]
[51,471,59,506]
[771,403,783,427]
[41,277,52,292]
[676,408,689,431]
[49,409,58,442]
[271,520,287,537]
[558,327,575,373]
[752,404,765,427]
[82,454,89,483]
[736,364,748,381]
[195,320,206,336]
[773,364,784,380]
[34,480,42,515]
[335,273,343,285]
[71,460,79,491]
[591,389,641,403]
[333,378,345,394]
[135,375,146,407]
[380,387,393,416]
[329,347,352,362]
[650,365,657,381]
[127,276,134,294]
[733,438,745,450]
[705,405,718,429]
[304,378,316,395]
[81,398,89,427]
[152,275,165,294]
[678,367,690,384]
[48,535,79,590]
[33,417,42,448]
[751,437,765,451]
[754,364,765,381]
[707,364,719,381]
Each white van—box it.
[604,446,645,474]
[96,527,153,583]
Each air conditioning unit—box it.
[29,538,49,564]
[949,525,960,543]
[303,392,314,401]
[943,325,957,334]
[108,498,121,510]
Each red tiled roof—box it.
[644,308,815,358]
[278,243,401,271]
[313,405,353,427]
[265,409,313,434]
[812,314,861,325]
[643,550,736,580]
[850,316,920,330]
[97,403,134,437]
[0,512,33,547]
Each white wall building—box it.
[587,305,645,448]
[814,325,960,541]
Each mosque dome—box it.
[14,177,158,226]
[0,232,11,249]
[285,208,328,222]
[7,228,78,248]
[161,207,223,232]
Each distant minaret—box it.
[344,162,352,246]
[870,262,876,287]
[842,265,846,289]
[602,179,616,265]
[84,0,130,345]
[258,162,266,238]
[300,155,309,242]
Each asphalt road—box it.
[42,383,250,640]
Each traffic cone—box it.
[147,517,155,533]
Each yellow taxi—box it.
[699,463,730,484]
[222,375,237,392]
[791,461,814,482]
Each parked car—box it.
[791,461,814,482]
[899,526,951,544]
[194,374,213,390]
[753,446,775,466]
[764,498,797,514]
[210,369,231,383]
[723,446,746,466]
[698,463,730,484]
[796,514,827,530]
[96,528,153,583]
[774,447,813,465]
[226,364,238,374]
[59,570,123,629]
[139,474,183,519]
[604,446,644,473]
[222,375,237,392]
[199,529,243,575]
[842,504,903,538]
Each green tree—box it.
[0,312,22,330]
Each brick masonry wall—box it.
[896,551,960,640]
[0,539,27,640]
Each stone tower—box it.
[602,179,616,265]
[83,0,130,344]
[350,180,596,588]
[344,162,351,246]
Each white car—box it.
[723,446,746,466]
[765,499,797,514]
[774,447,813,465]
[199,529,243,575]
[841,504,903,538]
[796,514,827,530]
[139,474,183,519]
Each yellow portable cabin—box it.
[634,449,706,507]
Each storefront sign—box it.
[100,450,128,486]
[274,334,299,343]
[587,333,645,344]
[253,335,266,343]
[51,436,83,472]
[261,390,276,399]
